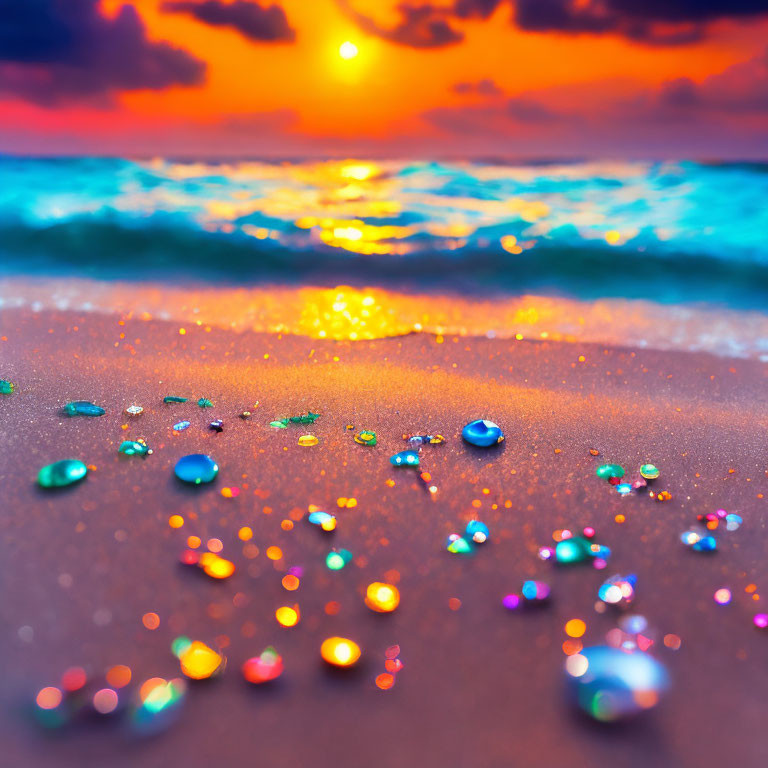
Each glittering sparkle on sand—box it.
[276,605,300,627]
[242,647,283,684]
[326,549,352,570]
[598,574,636,605]
[179,641,224,680]
[365,582,400,612]
[714,588,732,605]
[321,637,361,667]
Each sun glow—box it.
[339,41,359,60]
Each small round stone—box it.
[38,459,88,488]
[174,454,219,484]
[565,645,669,721]
[298,435,319,446]
[125,405,144,416]
[462,419,504,447]
[640,464,660,480]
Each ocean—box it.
[1,157,767,357]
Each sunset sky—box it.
[1,0,767,157]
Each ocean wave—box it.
[1,157,767,309]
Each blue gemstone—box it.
[173,420,191,431]
[64,400,105,417]
[462,419,504,447]
[390,450,419,467]
[465,520,489,542]
[565,645,669,721]
[692,535,717,552]
[174,454,219,484]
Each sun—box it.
[339,41,359,60]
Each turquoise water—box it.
[1,157,767,308]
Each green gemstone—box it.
[640,464,660,480]
[38,459,88,488]
[0,379,14,394]
[163,396,188,403]
[118,440,151,456]
[596,463,624,480]
[270,419,289,428]
[447,537,472,554]
[197,398,213,408]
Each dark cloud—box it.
[0,0,205,105]
[514,0,768,44]
[337,1,464,48]
[162,1,295,42]
[453,78,502,95]
[341,0,768,48]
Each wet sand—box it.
[1,307,767,768]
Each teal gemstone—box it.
[555,536,593,564]
[390,450,419,467]
[447,537,472,554]
[64,401,105,417]
[174,454,218,484]
[118,440,151,456]
[164,396,188,403]
[596,463,624,480]
[38,459,88,488]
[462,419,504,447]
[0,379,14,394]
[640,464,660,480]
[197,398,213,408]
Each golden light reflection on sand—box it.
[3,278,768,359]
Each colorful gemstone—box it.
[639,464,660,480]
[354,430,377,446]
[38,459,88,488]
[298,435,319,446]
[118,440,151,456]
[465,520,489,543]
[596,464,625,480]
[174,454,218,484]
[125,405,144,416]
[0,379,15,394]
[320,637,361,667]
[197,398,213,408]
[565,645,669,721]
[163,396,188,403]
[462,419,504,447]
[242,647,283,684]
[63,400,105,417]
[390,450,419,467]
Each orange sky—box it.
[2,0,768,156]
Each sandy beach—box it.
[1,305,767,767]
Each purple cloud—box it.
[0,0,205,106]
[162,1,295,42]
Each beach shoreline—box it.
[1,305,767,767]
